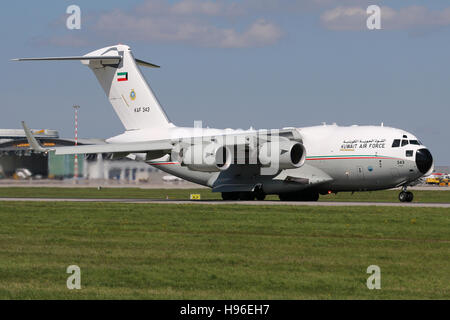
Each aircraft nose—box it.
[415,148,433,174]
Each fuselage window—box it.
[409,140,420,145]
[406,150,413,157]
[401,140,408,147]
[392,139,400,147]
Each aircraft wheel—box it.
[399,191,408,202]
[222,192,239,201]
[255,192,266,201]
[406,191,414,202]
[307,192,320,202]
[280,193,300,201]
[279,192,319,201]
[298,192,319,201]
[278,193,292,201]
[239,192,255,201]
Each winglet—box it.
[21,121,47,153]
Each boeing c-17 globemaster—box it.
[13,44,434,202]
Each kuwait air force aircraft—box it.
[14,44,434,202]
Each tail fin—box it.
[14,44,172,131]
[84,44,172,131]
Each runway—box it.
[0,197,449,207]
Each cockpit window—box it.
[392,139,400,148]
[410,140,420,145]
[401,140,408,147]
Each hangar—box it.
[0,128,103,179]
[0,128,156,182]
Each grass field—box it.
[0,187,450,203]
[0,201,448,299]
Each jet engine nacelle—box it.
[258,140,306,170]
[182,143,232,172]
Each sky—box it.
[1,0,450,165]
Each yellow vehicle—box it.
[426,177,441,185]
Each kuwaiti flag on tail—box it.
[117,72,128,82]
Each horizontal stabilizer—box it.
[135,58,160,68]
[12,56,122,63]
[12,56,159,68]
[13,44,169,131]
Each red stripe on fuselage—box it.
[149,157,399,166]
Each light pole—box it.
[73,105,80,180]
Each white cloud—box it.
[320,6,366,31]
[92,1,282,48]
[170,0,243,16]
[136,0,244,17]
[321,5,450,31]
[35,0,283,48]
[39,1,450,48]
[219,19,283,48]
[95,10,281,47]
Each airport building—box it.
[0,128,66,178]
[0,128,155,181]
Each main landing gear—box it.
[278,191,319,202]
[399,186,414,203]
[221,189,266,201]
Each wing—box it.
[52,141,173,155]
[22,120,306,172]
[21,121,173,156]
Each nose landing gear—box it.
[399,186,414,202]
